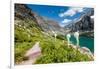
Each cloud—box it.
[59,19,72,27]
[91,15,94,18]
[59,7,84,17]
[62,19,71,24]
[60,19,72,27]
[59,23,66,27]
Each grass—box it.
[14,19,93,64]
[35,39,92,64]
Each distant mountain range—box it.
[15,4,94,36]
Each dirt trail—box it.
[20,42,41,65]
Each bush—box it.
[14,18,92,64]
[35,38,92,64]
[56,35,66,40]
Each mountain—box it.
[64,9,94,33]
[15,4,64,35]
[15,4,93,64]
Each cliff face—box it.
[71,16,94,32]
[64,9,94,32]
[15,4,37,21]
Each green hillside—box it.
[15,18,93,64]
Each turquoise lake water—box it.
[70,35,94,53]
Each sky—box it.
[27,4,93,27]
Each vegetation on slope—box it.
[15,18,93,64]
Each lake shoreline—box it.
[69,43,94,60]
[69,34,94,53]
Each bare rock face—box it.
[15,4,37,21]
[64,8,94,32]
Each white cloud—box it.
[62,19,71,24]
[91,15,94,18]
[59,19,72,27]
[59,7,84,17]
[59,24,66,27]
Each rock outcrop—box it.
[64,8,94,32]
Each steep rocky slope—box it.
[64,8,94,32]
[15,4,64,35]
